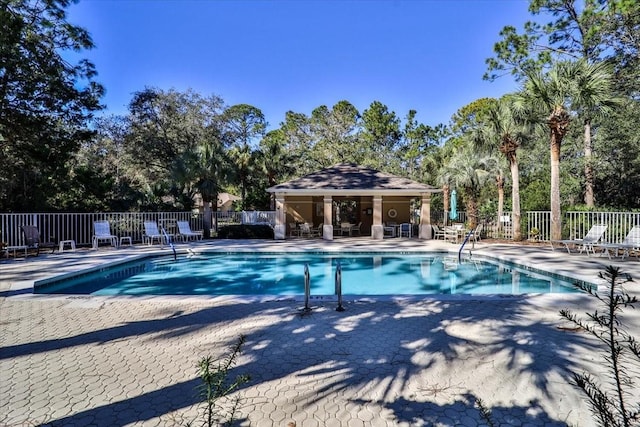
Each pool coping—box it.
[29,245,598,300]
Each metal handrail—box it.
[335,261,345,312]
[458,229,474,262]
[161,227,176,261]
[303,263,311,312]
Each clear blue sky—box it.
[67,0,531,130]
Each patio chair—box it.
[311,223,324,237]
[399,223,411,238]
[299,222,313,238]
[350,222,362,236]
[340,222,353,236]
[92,220,118,250]
[594,225,640,259]
[550,224,608,255]
[176,221,203,242]
[432,225,446,240]
[143,221,169,247]
[289,223,300,237]
[468,223,483,243]
[444,224,464,243]
[20,225,56,256]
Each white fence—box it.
[0,211,276,248]
[2,210,638,247]
[527,211,640,243]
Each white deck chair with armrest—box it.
[594,225,640,259]
[550,224,608,255]
[143,221,168,247]
[176,221,203,242]
[92,220,118,250]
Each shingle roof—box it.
[267,163,439,194]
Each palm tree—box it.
[223,105,267,210]
[571,60,618,207]
[483,155,509,236]
[520,60,617,239]
[189,128,233,238]
[255,129,295,209]
[471,96,530,240]
[517,61,579,241]
[439,147,493,229]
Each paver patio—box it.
[1,239,639,426]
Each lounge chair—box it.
[550,224,608,255]
[92,220,118,250]
[20,225,56,256]
[594,225,640,259]
[432,225,446,240]
[143,221,169,247]
[176,221,203,242]
[399,223,411,238]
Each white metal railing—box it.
[526,211,550,241]
[2,210,636,247]
[526,211,640,242]
[563,211,640,243]
[0,211,276,248]
[0,212,203,248]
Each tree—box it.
[571,61,618,207]
[485,0,632,208]
[222,104,266,210]
[0,0,104,211]
[309,101,360,166]
[359,101,401,171]
[472,96,531,240]
[254,129,295,209]
[126,87,227,214]
[439,146,493,229]
[398,110,443,183]
[518,61,581,240]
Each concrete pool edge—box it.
[21,244,600,300]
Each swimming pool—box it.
[35,252,588,296]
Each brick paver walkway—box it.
[1,239,639,426]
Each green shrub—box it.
[216,224,274,239]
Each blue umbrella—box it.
[449,189,458,221]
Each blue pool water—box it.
[36,253,587,296]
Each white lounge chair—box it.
[92,220,118,250]
[176,221,203,242]
[594,225,640,259]
[550,224,608,255]
[143,221,169,247]
[432,225,446,240]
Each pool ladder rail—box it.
[161,226,177,261]
[303,264,311,312]
[335,261,345,312]
[302,262,345,312]
[458,228,476,262]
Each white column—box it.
[372,196,384,239]
[274,194,286,240]
[322,196,333,240]
[418,193,433,239]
